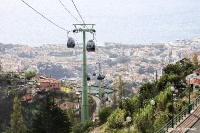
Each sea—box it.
[92,0,200,45]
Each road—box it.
[187,120,200,133]
[91,95,101,118]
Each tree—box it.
[72,120,94,133]
[104,108,126,132]
[25,71,36,80]
[68,92,74,102]
[167,74,181,88]
[139,82,157,101]
[66,108,76,125]
[192,52,198,67]
[163,63,183,75]
[111,80,118,109]
[121,96,139,115]
[153,112,169,132]
[134,105,153,133]
[32,95,72,133]
[118,76,125,100]
[98,106,113,124]
[9,97,27,133]
[179,58,194,75]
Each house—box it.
[21,88,37,103]
[59,101,80,110]
[21,94,33,103]
[39,77,61,90]
[59,101,80,115]
[186,68,200,92]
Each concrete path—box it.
[187,119,200,133]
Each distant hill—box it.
[37,63,76,80]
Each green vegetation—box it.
[7,97,27,133]
[104,108,126,132]
[72,120,95,133]
[32,95,72,133]
[118,76,125,101]
[97,56,200,133]
[98,106,114,124]
[61,87,72,93]
[24,71,36,80]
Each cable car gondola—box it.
[97,74,105,80]
[67,37,75,48]
[93,72,96,76]
[86,40,95,52]
[87,75,91,81]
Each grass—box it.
[61,87,72,93]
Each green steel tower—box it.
[73,24,95,123]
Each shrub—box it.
[104,108,126,132]
[98,106,113,124]
[72,120,94,133]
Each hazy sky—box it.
[1,0,200,46]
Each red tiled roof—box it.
[22,94,32,101]
[190,78,200,85]
[39,78,60,84]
